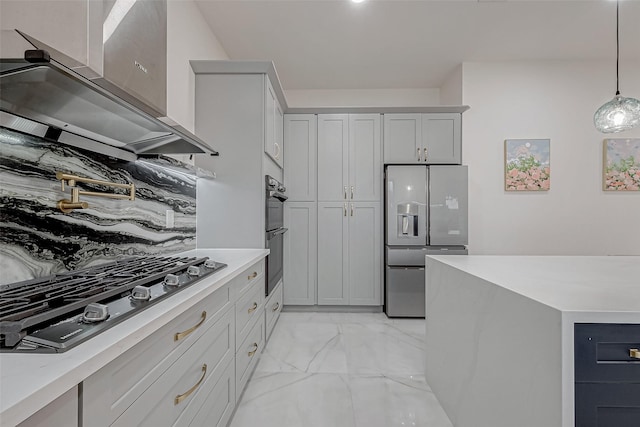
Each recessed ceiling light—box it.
[351,0,367,4]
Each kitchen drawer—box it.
[111,308,234,427]
[82,283,233,426]
[236,276,265,350]
[575,323,640,383]
[265,279,283,340]
[233,259,265,298]
[188,357,235,427]
[575,382,640,427]
[236,310,265,403]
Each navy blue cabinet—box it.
[575,323,640,426]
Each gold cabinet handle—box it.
[272,302,280,312]
[417,147,421,162]
[350,186,354,199]
[423,147,428,161]
[631,348,640,359]
[174,311,206,342]
[248,343,258,357]
[248,302,258,314]
[344,203,347,216]
[350,203,354,217]
[174,364,207,405]
[344,186,347,199]
[248,271,258,281]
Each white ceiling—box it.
[194,0,640,91]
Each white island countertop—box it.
[428,255,640,313]
[425,255,640,427]
[0,248,268,427]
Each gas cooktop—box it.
[0,256,226,353]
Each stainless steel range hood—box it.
[0,29,218,159]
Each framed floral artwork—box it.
[603,138,640,191]
[504,139,550,191]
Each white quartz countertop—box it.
[0,248,268,427]
[427,255,640,313]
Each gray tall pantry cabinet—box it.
[191,61,286,248]
[284,113,382,307]
[190,61,286,354]
[283,115,318,305]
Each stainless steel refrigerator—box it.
[385,165,468,317]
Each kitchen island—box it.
[425,255,640,427]
[0,248,269,427]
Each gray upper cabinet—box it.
[284,114,317,201]
[382,114,422,164]
[349,114,382,201]
[318,114,381,202]
[265,78,284,168]
[317,114,349,201]
[383,113,461,164]
[422,113,461,164]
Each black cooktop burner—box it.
[0,256,226,352]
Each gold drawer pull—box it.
[631,348,640,359]
[174,311,207,342]
[272,302,280,312]
[248,271,258,280]
[248,343,258,357]
[174,364,207,405]
[248,302,258,314]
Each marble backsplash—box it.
[0,128,197,285]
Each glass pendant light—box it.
[594,0,640,133]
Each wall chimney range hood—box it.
[0,29,219,160]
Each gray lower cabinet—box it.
[111,309,235,427]
[81,259,269,427]
[283,202,317,305]
[265,279,284,339]
[574,323,640,427]
[18,386,78,427]
[317,201,381,306]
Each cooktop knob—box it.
[82,303,109,323]
[187,266,201,277]
[164,273,180,286]
[130,285,151,301]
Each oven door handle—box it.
[268,228,288,239]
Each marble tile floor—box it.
[229,312,453,427]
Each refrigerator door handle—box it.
[417,147,421,162]
[423,148,428,161]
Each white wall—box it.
[461,60,640,255]
[167,0,228,133]
[0,0,88,61]
[440,64,463,105]
[285,88,440,108]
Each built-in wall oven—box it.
[265,175,287,296]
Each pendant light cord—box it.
[616,0,620,96]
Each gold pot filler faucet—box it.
[56,171,136,213]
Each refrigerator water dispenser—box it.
[397,203,419,237]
